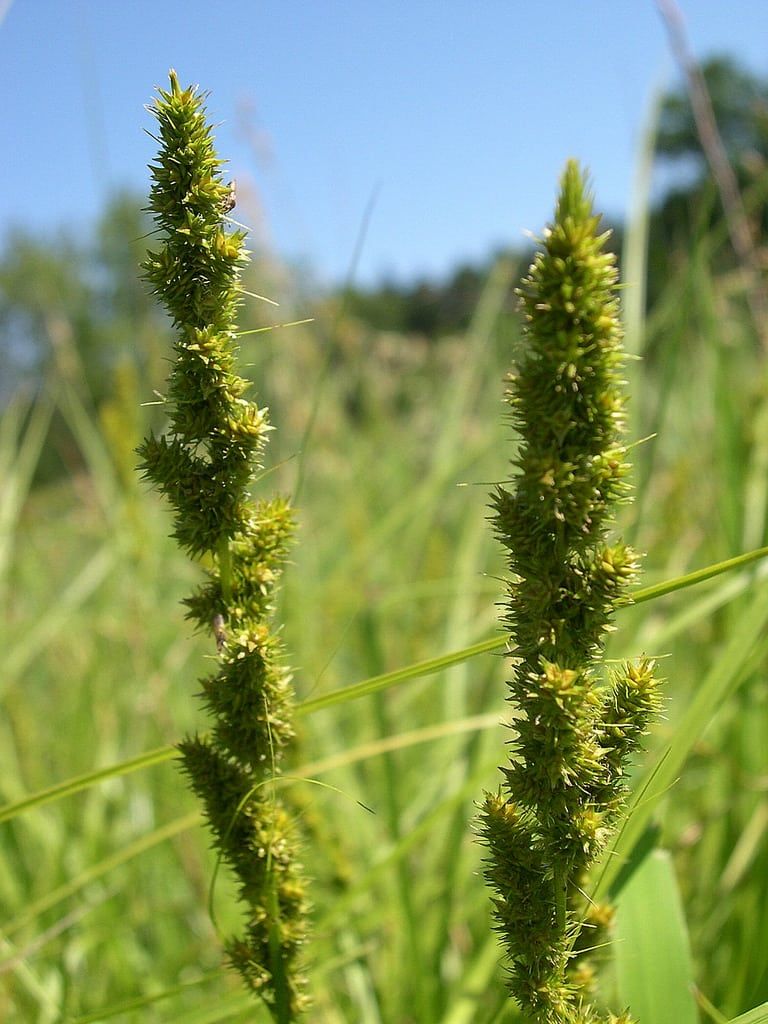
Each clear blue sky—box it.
[1,0,767,287]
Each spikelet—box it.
[479,161,661,1024]
[137,71,308,1021]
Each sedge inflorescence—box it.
[480,161,661,1023]
[137,72,308,1020]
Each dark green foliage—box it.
[656,55,768,163]
[344,255,524,338]
[136,72,308,1020]
[647,56,768,312]
[0,194,168,482]
[480,162,661,1023]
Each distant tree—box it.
[345,279,411,333]
[0,194,167,401]
[656,55,768,165]
[344,251,526,339]
[647,55,768,307]
[0,193,170,478]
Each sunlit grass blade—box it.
[640,555,768,649]
[299,545,768,714]
[696,987,729,1023]
[238,318,315,338]
[726,1003,768,1024]
[0,744,175,824]
[718,799,768,896]
[55,377,122,515]
[291,186,379,505]
[621,84,660,364]
[613,848,698,1024]
[67,973,253,1024]
[299,711,503,778]
[297,634,502,715]
[631,545,768,604]
[3,544,116,685]
[0,710,500,831]
[0,388,54,583]
[0,930,61,1015]
[438,935,507,1024]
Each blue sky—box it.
[1,1,767,287]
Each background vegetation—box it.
[1,56,768,1023]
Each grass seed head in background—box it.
[137,71,309,1021]
[480,161,661,1024]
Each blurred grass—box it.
[2,170,768,1024]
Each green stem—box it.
[267,873,291,1024]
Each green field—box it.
[3,122,768,1024]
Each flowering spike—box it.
[480,161,662,1023]
[137,73,308,1019]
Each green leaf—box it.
[727,1002,768,1024]
[297,634,501,715]
[0,744,176,824]
[613,848,697,1024]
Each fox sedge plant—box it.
[137,72,308,1020]
[480,162,662,1023]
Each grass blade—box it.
[613,848,697,1024]
[727,1003,768,1024]
[0,745,175,824]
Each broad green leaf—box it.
[614,848,697,1024]
[728,1003,768,1024]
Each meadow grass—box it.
[2,168,768,1022]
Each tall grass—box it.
[2,129,768,1024]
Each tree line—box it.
[2,55,767,477]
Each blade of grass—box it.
[631,545,768,604]
[292,186,378,505]
[0,388,55,583]
[696,987,729,1024]
[67,974,256,1024]
[613,848,698,1024]
[638,557,768,649]
[301,545,768,715]
[727,1003,768,1024]
[299,711,503,778]
[297,633,502,715]
[0,710,502,836]
[439,934,505,1024]
[3,544,116,685]
[0,744,176,824]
